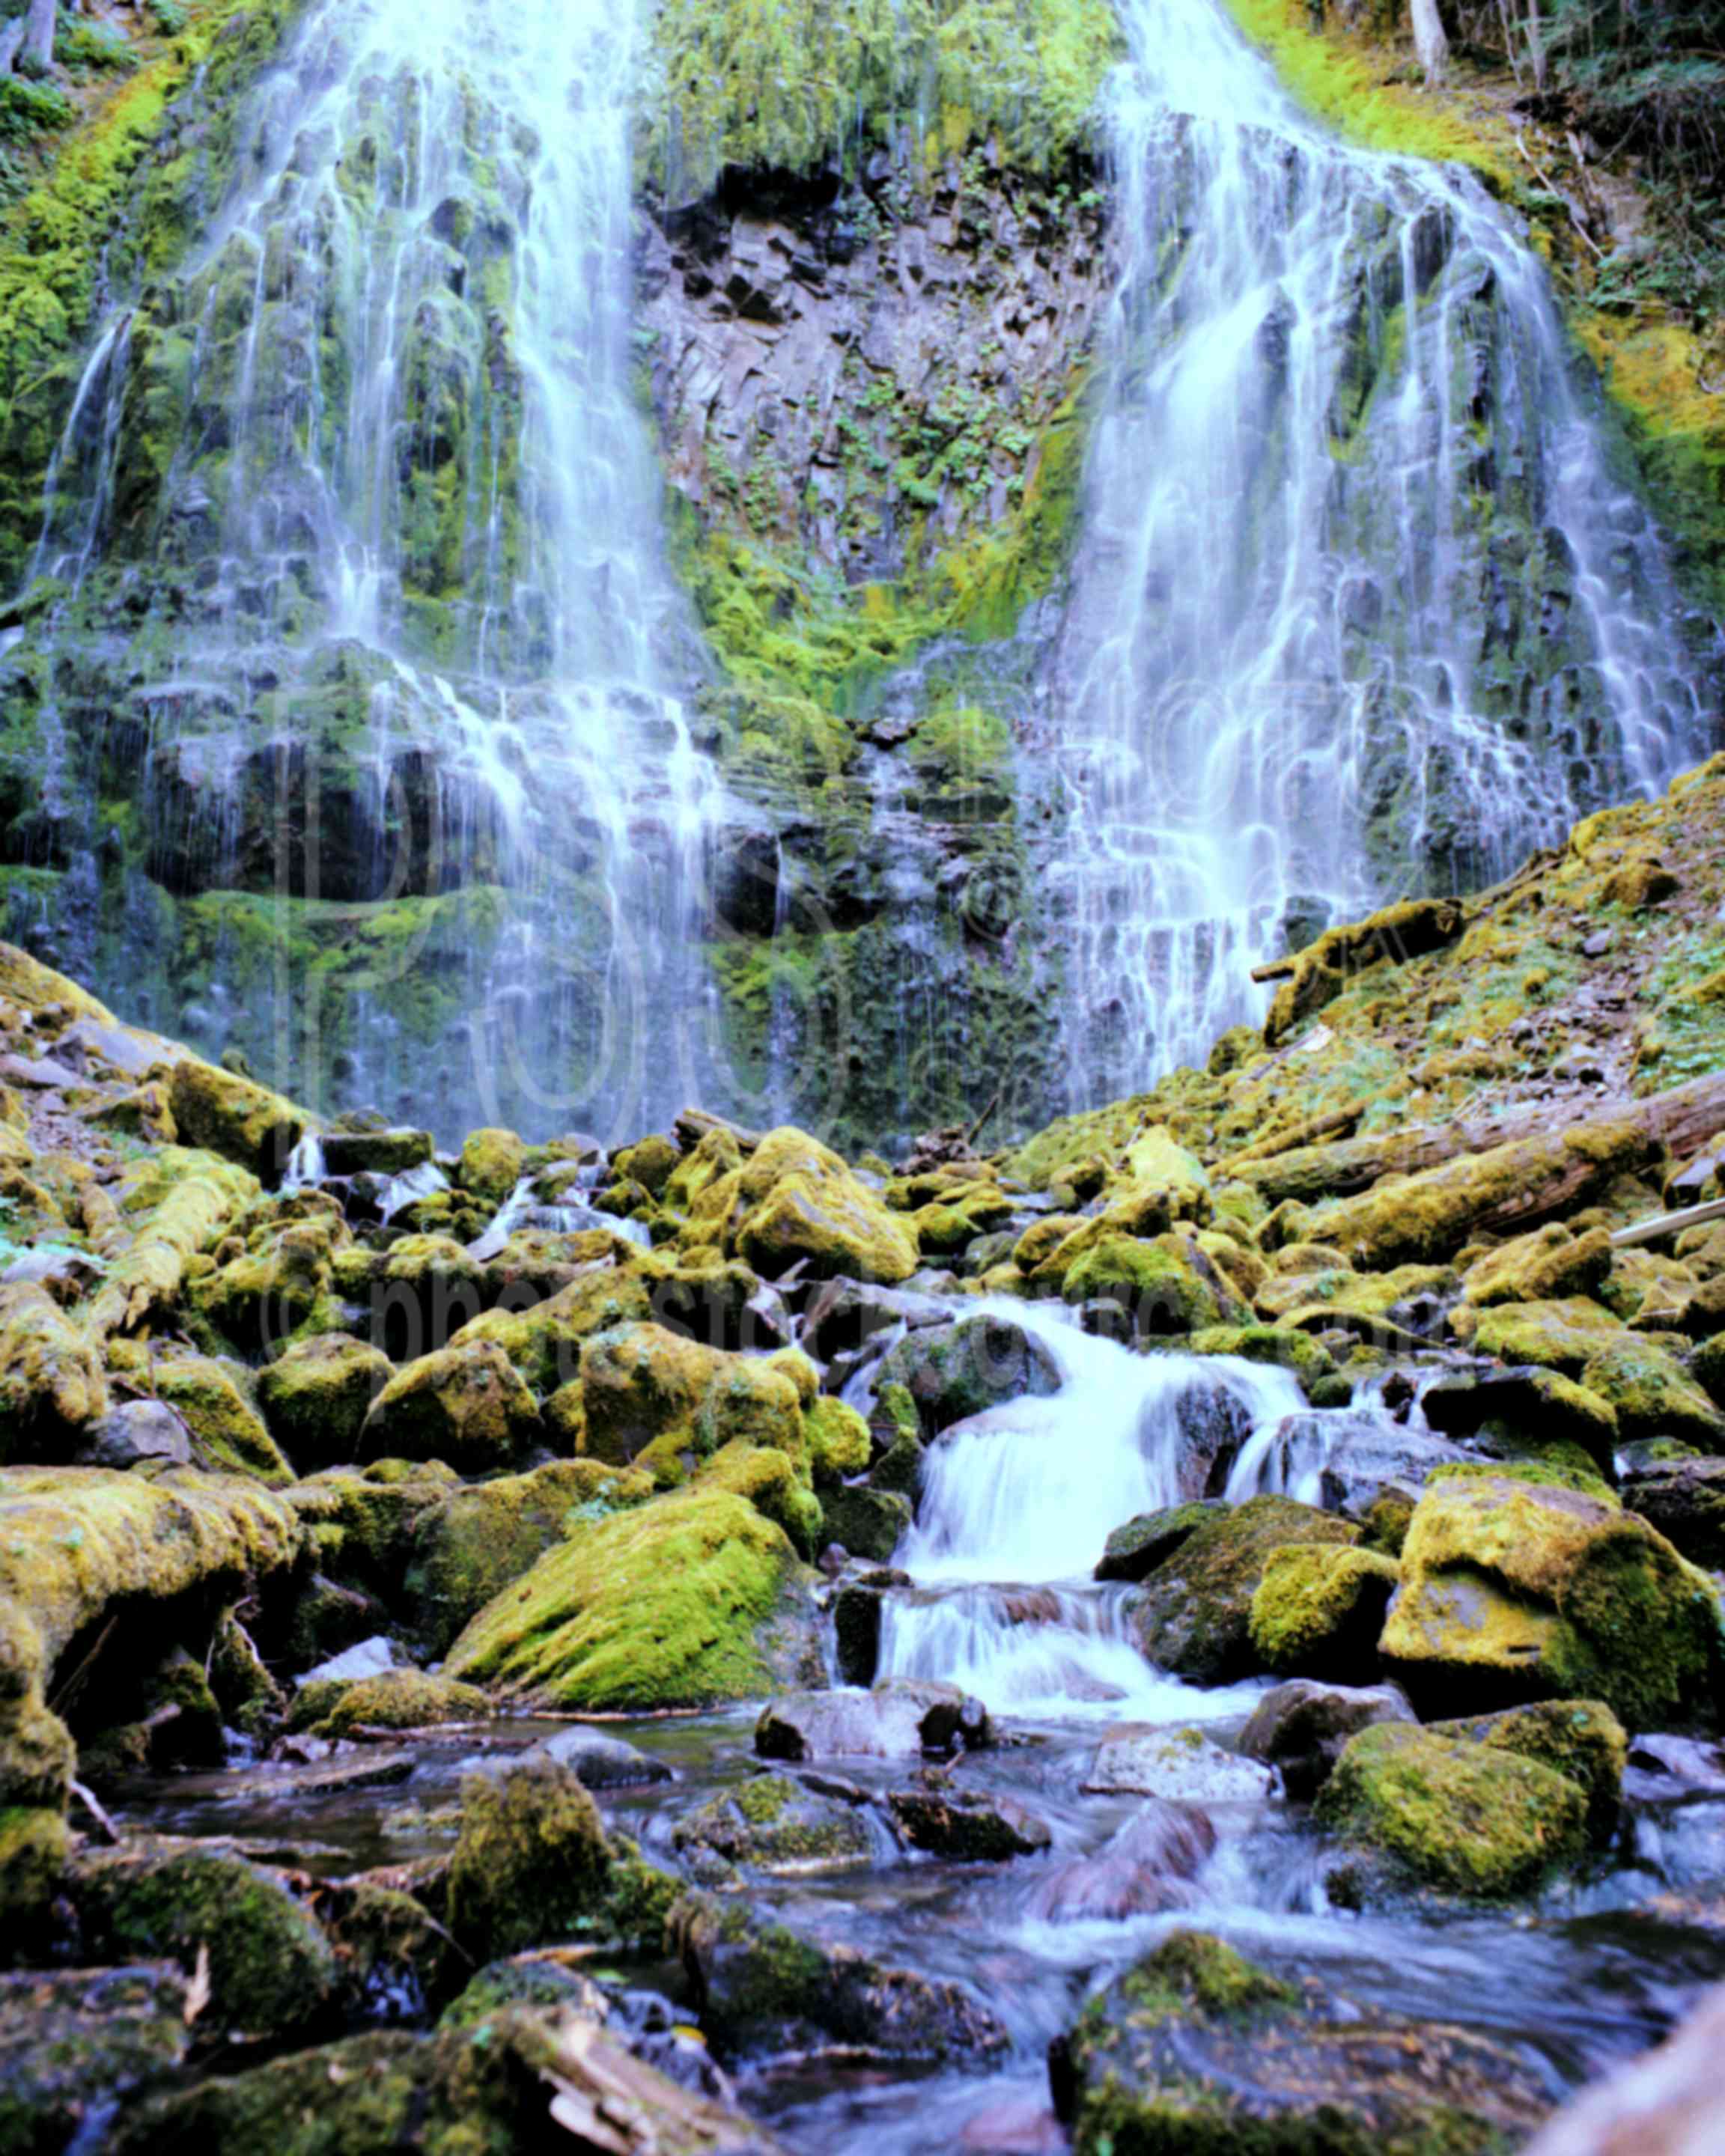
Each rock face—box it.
[1051,1931,1551,2152]
[1381,1467,1719,1727]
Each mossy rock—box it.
[805,1396,871,1487]
[1461,1225,1614,1308]
[0,1961,189,2146]
[0,1804,71,1952]
[1058,1231,1239,1335]
[454,1127,525,1207]
[1429,1700,1626,1842]
[149,1355,293,1484]
[287,1463,456,1594]
[1316,1723,1589,1899]
[445,1756,613,1962]
[451,1266,659,1396]
[1382,1468,1720,1727]
[1421,1365,1619,1478]
[408,1458,650,1655]
[1581,1339,1725,1449]
[670,1770,871,1875]
[1128,1496,1360,1684]
[819,1482,913,1562]
[574,1319,806,1484]
[874,1312,1060,1437]
[0,1282,107,1459]
[702,1441,824,1560]
[1452,1294,1631,1374]
[1248,1544,1400,1684]
[167,1056,309,1181]
[256,1333,392,1468]
[74,1840,339,2040]
[1094,1499,1221,1584]
[359,1341,543,1473]
[1187,1323,1339,1391]
[1053,1927,1549,2152]
[726,1127,919,1285]
[288,1669,490,1741]
[445,1484,819,1711]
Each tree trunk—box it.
[21,0,58,72]
[1409,0,1449,82]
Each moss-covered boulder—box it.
[1622,1455,1725,1570]
[455,1127,526,1207]
[445,1755,614,1961]
[1452,1294,1630,1374]
[167,1056,310,1181]
[874,1313,1060,1438]
[1429,1699,1626,1841]
[1420,1365,1619,1477]
[408,1458,650,1654]
[1461,1224,1615,1307]
[574,1321,806,1482]
[1248,1544,1400,1683]
[671,1770,873,1875]
[0,1804,71,1952]
[1381,1467,1719,1727]
[0,1283,107,1459]
[886,1785,1053,1860]
[445,1483,819,1710]
[74,1840,339,2039]
[359,1341,544,1473]
[0,1962,191,2146]
[1580,1338,1725,1448]
[0,1468,302,1812]
[1128,1496,1360,1684]
[1050,1928,1548,2152]
[1093,1499,1221,1583]
[690,1126,918,1284]
[1059,1231,1242,1335]
[190,1216,342,1351]
[805,1396,871,1486]
[149,1355,293,1484]
[820,1482,913,1562]
[672,1892,1008,2063]
[257,1332,393,1467]
[287,1461,457,1597]
[288,1668,490,1740]
[1316,1723,1589,1898]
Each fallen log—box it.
[1610,1195,1725,1251]
[1217,1103,1362,1175]
[1237,1071,1725,1208]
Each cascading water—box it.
[13,0,727,1142]
[877,1301,1306,1716]
[1047,0,1718,1105]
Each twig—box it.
[70,1779,122,1845]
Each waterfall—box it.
[13,0,725,1142]
[1046,0,1718,1106]
[878,1303,1306,1717]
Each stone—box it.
[1420,1365,1619,1476]
[819,1483,912,1562]
[540,1728,674,1788]
[1581,1338,1725,1449]
[0,1964,191,2149]
[1381,1466,1719,1728]
[167,1057,308,1181]
[1429,1699,1626,1841]
[359,1340,544,1473]
[320,1127,433,1177]
[1622,1455,1725,1569]
[672,1771,873,1874]
[755,1681,991,1761]
[886,1785,1053,1860]
[1051,1930,1549,2150]
[1093,1499,1222,1583]
[671,1893,1008,2063]
[1029,1802,1217,1921]
[446,1484,822,1711]
[574,1321,805,1482]
[1317,1722,1589,1898]
[256,1333,392,1468]
[1128,1494,1360,1684]
[75,1400,192,1470]
[73,1841,339,2040]
[0,1282,107,1459]
[445,1756,614,1961]
[456,1126,526,1205]
[1461,1224,1614,1307]
[708,1127,919,1285]
[1247,1544,1401,1683]
[1080,1724,1276,1804]
[1238,1679,1417,1799]
[288,1668,490,1739]
[874,1313,1061,1438]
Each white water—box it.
[1050,0,1716,1103]
[878,1302,1305,1717]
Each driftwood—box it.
[1610,1195,1725,1251]
[1234,1071,1725,1208]
[1217,1103,1362,1175]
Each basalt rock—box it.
[755,1681,991,1761]
[1238,1678,1417,1800]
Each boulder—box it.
[445,1756,614,1961]
[0,1964,191,2149]
[696,1127,918,1285]
[886,1785,1052,1860]
[1429,1699,1626,1841]
[755,1681,991,1761]
[1580,1338,1725,1449]
[0,1282,107,1458]
[1248,1544,1400,1683]
[1452,1294,1629,1373]
[539,1728,673,1789]
[288,1668,490,1739]
[1059,1231,1243,1336]
[320,1127,433,1177]
[1050,1930,1548,2150]
[1028,1802,1215,1922]
[1255,1407,1471,1512]
[167,1057,308,1181]
[819,1484,912,1563]
[1316,1723,1589,1898]
[1381,1466,1719,1727]
[75,1400,192,1470]
[804,1396,871,1486]
[1621,1455,1725,1570]
[574,1321,806,1481]
[1093,1499,1222,1583]
[874,1314,1061,1438]
[1461,1225,1614,1307]
[73,1840,339,2040]
[257,1333,392,1467]
[359,1340,544,1473]
[446,1484,821,1711]
[1080,1724,1275,1804]
[1127,1494,1360,1684]
[1238,1679,1417,1799]
[1420,1366,1619,1476]
[147,1356,293,1484]
[456,1127,526,1206]
[672,1893,1008,2062]
[671,1771,873,1874]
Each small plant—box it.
[55,17,138,77]
[0,74,74,142]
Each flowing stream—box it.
[1046,0,1716,1103]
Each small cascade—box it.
[877,1302,1308,1714]
[377,1160,448,1224]
[1046,0,1719,1103]
[279,1133,327,1195]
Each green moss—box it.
[1247,1544,1399,1681]
[288,1669,490,1741]
[1316,1723,1588,1898]
[805,1396,871,1487]
[671,1770,871,1872]
[0,1803,70,1943]
[1116,1931,1298,2022]
[445,1484,808,1711]
[1429,1700,1626,1842]
[445,1757,613,1961]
